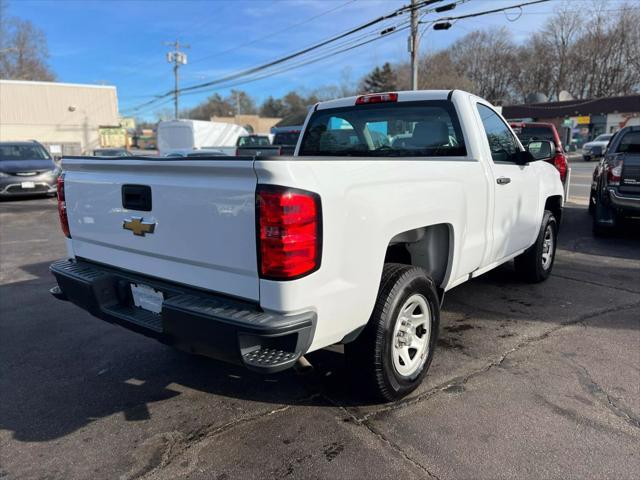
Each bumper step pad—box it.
[243,348,298,368]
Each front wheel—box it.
[345,264,439,402]
[514,210,558,283]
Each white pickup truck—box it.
[50,90,564,401]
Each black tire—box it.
[344,263,439,402]
[514,210,557,283]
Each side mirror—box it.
[527,140,555,161]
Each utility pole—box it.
[165,40,189,119]
[409,0,419,90]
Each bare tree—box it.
[513,34,554,102]
[569,2,640,98]
[448,28,518,104]
[540,4,584,100]
[0,10,55,81]
[419,51,475,92]
[359,2,639,104]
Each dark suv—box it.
[590,126,640,235]
[510,122,569,189]
[0,141,59,198]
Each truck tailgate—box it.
[62,158,259,301]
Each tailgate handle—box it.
[122,185,152,211]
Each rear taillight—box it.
[235,148,240,156]
[256,185,321,280]
[57,173,71,238]
[355,92,398,105]
[607,158,624,186]
[553,152,568,182]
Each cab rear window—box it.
[298,100,466,157]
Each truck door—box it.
[475,103,540,262]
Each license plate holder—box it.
[130,283,164,314]
[21,181,35,189]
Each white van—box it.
[157,120,248,156]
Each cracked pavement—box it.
[1,198,639,480]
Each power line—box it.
[125,0,444,113]
[178,1,442,95]
[188,0,359,66]
[131,20,414,118]
[424,0,551,25]
[138,22,412,116]
[119,0,360,94]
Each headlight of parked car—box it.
[0,172,9,178]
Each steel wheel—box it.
[391,293,431,377]
[541,223,554,270]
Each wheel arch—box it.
[544,195,563,227]
[384,223,454,292]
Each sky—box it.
[5,0,627,119]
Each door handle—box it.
[497,177,511,185]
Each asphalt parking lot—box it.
[1,179,639,479]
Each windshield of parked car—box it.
[238,136,270,147]
[0,144,51,161]
[512,126,556,146]
[299,100,466,157]
[273,131,300,146]
[617,131,640,153]
[594,134,613,142]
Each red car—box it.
[510,122,568,185]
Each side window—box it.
[476,104,520,163]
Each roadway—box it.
[567,154,596,206]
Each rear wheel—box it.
[345,264,439,402]
[514,210,557,283]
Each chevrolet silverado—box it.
[50,90,564,401]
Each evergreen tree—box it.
[361,62,397,93]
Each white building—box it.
[0,80,120,155]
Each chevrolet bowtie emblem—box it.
[123,217,156,236]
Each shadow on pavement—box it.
[1,205,638,443]
[559,204,640,260]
